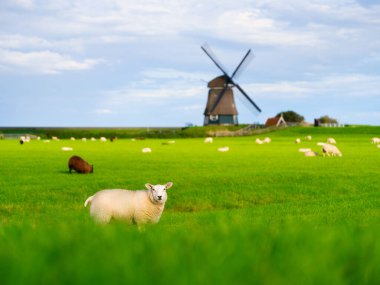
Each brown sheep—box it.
[68,155,93,174]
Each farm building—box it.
[264,114,287,128]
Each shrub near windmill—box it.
[201,43,262,126]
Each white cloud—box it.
[0,49,102,74]
[11,0,34,9]
[94,109,113,114]
[215,10,322,47]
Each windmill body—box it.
[204,75,238,125]
[201,44,261,126]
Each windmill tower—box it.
[201,43,261,126]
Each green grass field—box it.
[0,127,379,285]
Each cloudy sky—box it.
[0,0,379,127]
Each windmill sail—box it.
[201,43,261,125]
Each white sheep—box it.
[91,137,96,141]
[20,136,30,143]
[295,138,301,144]
[371,137,380,144]
[52,136,60,141]
[142,147,152,153]
[318,142,342,157]
[263,137,271,143]
[61,147,73,151]
[82,138,87,142]
[327,138,336,144]
[100,137,107,142]
[70,137,76,141]
[298,148,312,153]
[204,137,213,143]
[218,146,229,152]
[305,135,312,141]
[84,182,173,226]
[304,151,318,157]
[255,138,263,144]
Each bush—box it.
[276,111,304,123]
[318,115,338,124]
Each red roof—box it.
[265,116,286,128]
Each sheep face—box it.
[145,182,173,204]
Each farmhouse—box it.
[264,114,287,128]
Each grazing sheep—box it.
[142,147,152,153]
[70,137,76,141]
[318,143,342,157]
[68,155,93,174]
[91,137,96,141]
[218,146,229,152]
[61,147,73,151]
[82,138,87,142]
[84,182,173,226]
[371,137,380,144]
[327,138,336,144]
[295,138,301,144]
[100,137,107,142]
[263,137,271,143]
[204,137,213,143]
[255,138,263,144]
[305,135,312,141]
[52,136,60,141]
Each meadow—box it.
[0,127,379,285]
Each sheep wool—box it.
[320,143,342,157]
[84,182,173,226]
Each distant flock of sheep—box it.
[16,133,379,227]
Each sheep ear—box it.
[165,182,173,190]
[145,183,154,190]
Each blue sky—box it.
[0,0,379,127]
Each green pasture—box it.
[0,127,379,284]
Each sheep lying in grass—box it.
[263,137,271,143]
[142,147,152,153]
[299,148,318,157]
[255,138,263,144]
[61,147,73,151]
[204,137,213,143]
[84,182,173,226]
[304,151,318,157]
[317,143,342,157]
[327,138,336,144]
[371,137,380,144]
[295,138,301,144]
[218,146,229,152]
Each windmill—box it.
[201,43,261,126]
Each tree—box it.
[276,110,304,123]
[318,115,338,124]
